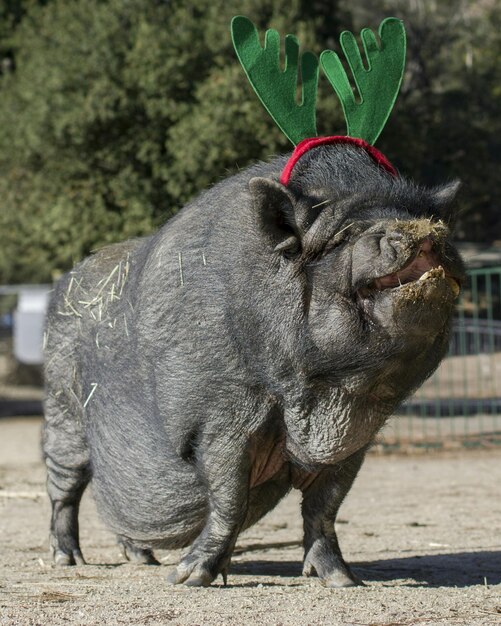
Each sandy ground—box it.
[0,417,500,626]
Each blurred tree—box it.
[0,0,499,283]
[0,0,345,283]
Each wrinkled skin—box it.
[43,144,464,587]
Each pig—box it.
[42,141,463,587]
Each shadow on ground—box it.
[231,549,501,588]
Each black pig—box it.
[43,142,463,587]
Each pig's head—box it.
[245,142,464,464]
[245,143,463,465]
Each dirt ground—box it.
[0,417,500,626]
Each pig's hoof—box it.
[53,549,86,566]
[302,558,364,587]
[166,557,227,587]
[127,549,160,566]
[321,571,365,588]
[118,538,160,565]
[167,564,214,587]
[183,573,214,587]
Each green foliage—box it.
[0,0,344,282]
[0,0,500,283]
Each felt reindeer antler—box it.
[231,16,319,146]
[232,16,406,184]
[320,18,406,145]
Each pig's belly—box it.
[249,435,318,491]
[249,434,286,487]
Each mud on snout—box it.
[355,219,461,308]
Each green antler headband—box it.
[320,18,406,146]
[231,16,406,183]
[230,16,319,146]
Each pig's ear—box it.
[249,177,301,256]
[431,180,461,208]
[430,180,461,227]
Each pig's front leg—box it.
[167,435,250,587]
[301,447,366,587]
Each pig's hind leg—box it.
[43,382,91,566]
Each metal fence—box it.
[379,266,501,451]
[1,270,501,450]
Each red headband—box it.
[279,136,398,186]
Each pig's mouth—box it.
[357,239,461,301]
